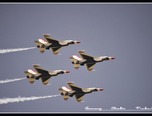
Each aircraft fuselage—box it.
[80,58,103,66]
[66,89,94,97]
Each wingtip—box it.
[78,50,85,53]
[53,52,60,55]
[43,33,51,38]
[33,64,40,66]
[67,81,74,84]
[43,33,51,36]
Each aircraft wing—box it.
[33,65,49,75]
[43,34,59,44]
[78,50,94,61]
[86,63,96,71]
[75,94,85,102]
[51,47,62,55]
[41,77,50,85]
[67,82,82,91]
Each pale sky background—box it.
[0,3,152,113]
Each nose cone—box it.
[74,41,80,44]
[110,57,115,60]
[64,70,70,73]
[76,41,80,44]
[97,88,104,91]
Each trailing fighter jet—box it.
[35,34,80,55]
[59,82,103,102]
[70,50,115,71]
[24,64,70,85]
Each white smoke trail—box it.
[0,47,36,54]
[0,78,26,84]
[0,94,60,104]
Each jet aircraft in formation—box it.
[59,82,103,102]
[35,34,80,55]
[70,50,115,71]
[23,34,115,102]
[24,64,70,85]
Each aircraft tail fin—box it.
[35,41,43,47]
[24,71,35,84]
[69,55,82,69]
[59,88,69,101]
[35,41,46,53]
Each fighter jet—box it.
[35,34,80,55]
[59,82,103,102]
[70,50,115,71]
[24,64,70,85]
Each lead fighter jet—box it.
[24,64,70,85]
[70,50,115,71]
[59,82,103,102]
[35,34,80,55]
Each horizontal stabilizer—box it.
[74,64,80,70]
[63,95,69,101]
[39,47,45,53]
[59,88,69,101]
[28,77,35,84]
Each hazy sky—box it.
[0,3,152,113]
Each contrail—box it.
[0,47,36,54]
[0,78,26,84]
[0,94,60,104]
